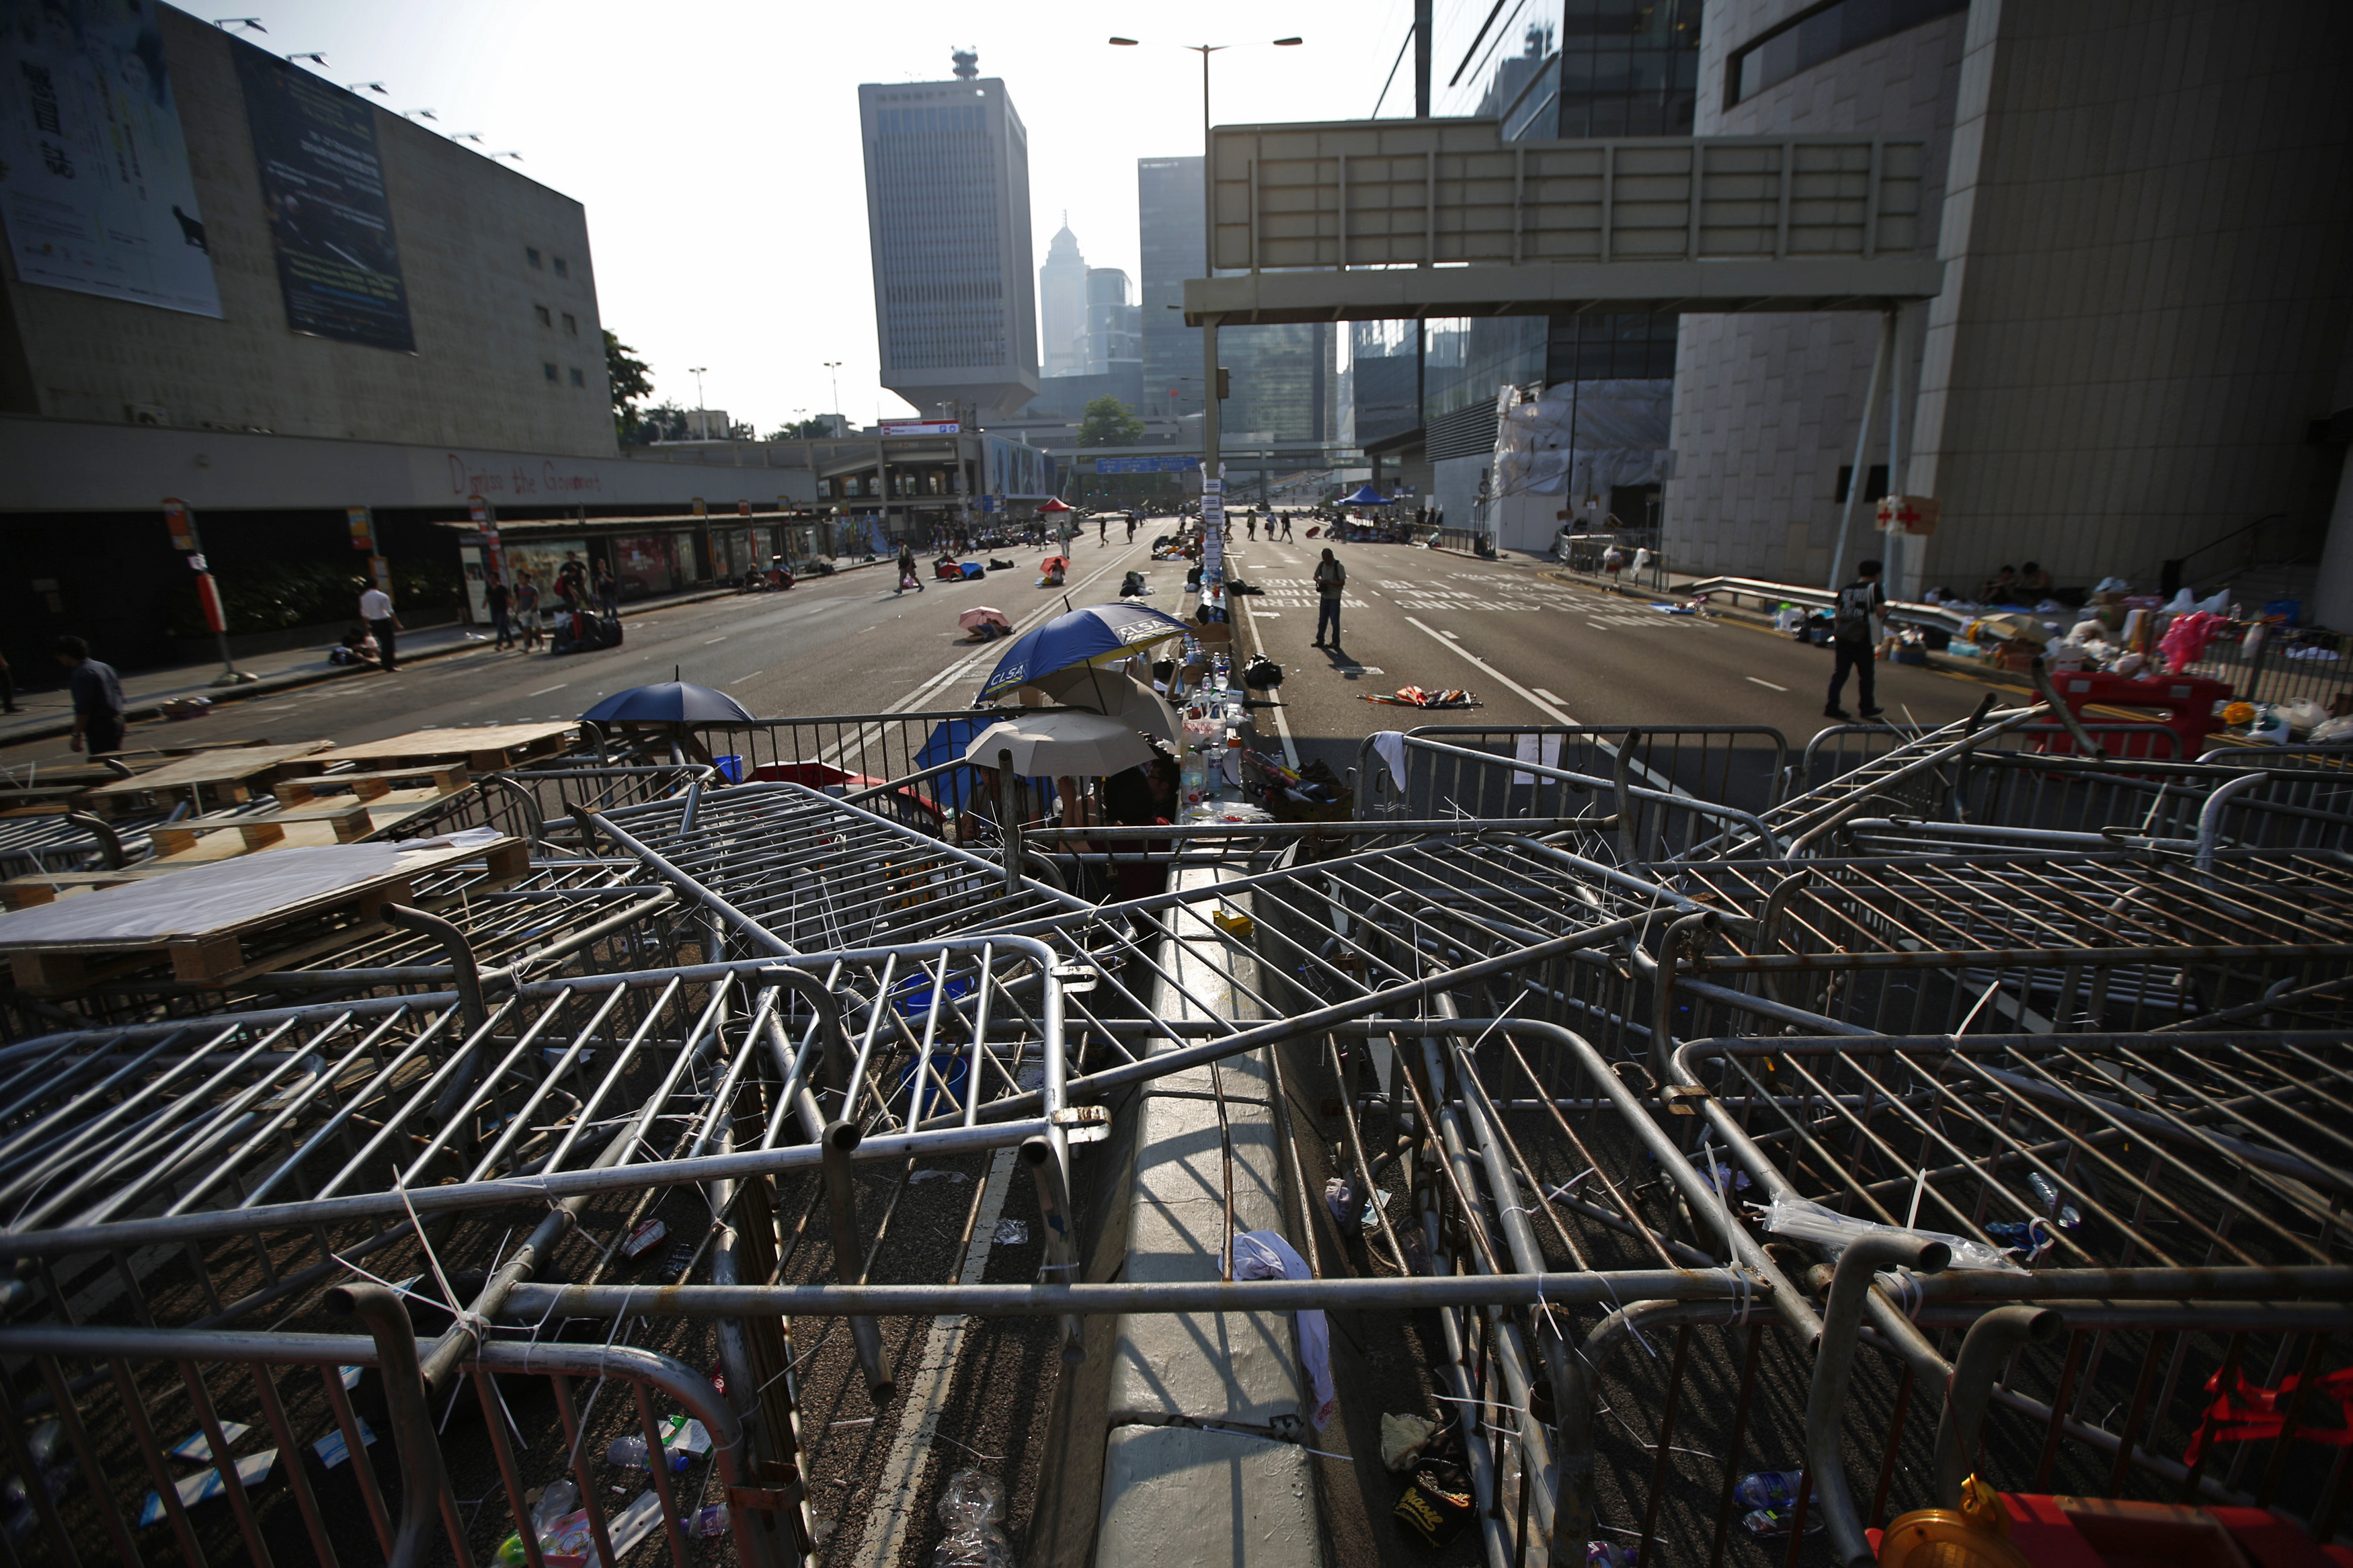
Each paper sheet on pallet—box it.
[0,831,502,946]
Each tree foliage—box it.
[765,416,839,440]
[1076,395,1144,448]
[605,329,653,441]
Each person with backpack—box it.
[1312,548,1347,649]
[1825,559,1887,721]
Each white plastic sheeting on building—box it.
[1487,378,1674,551]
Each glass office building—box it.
[1138,157,1205,419]
[859,75,1039,417]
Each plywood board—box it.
[306,724,575,772]
[84,743,333,802]
[0,835,528,991]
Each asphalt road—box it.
[1221,530,2012,807]
[0,520,2018,797]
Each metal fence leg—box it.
[821,1118,893,1401]
[330,1283,452,1568]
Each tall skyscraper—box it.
[1137,155,1332,441]
[858,56,1039,419]
[1082,268,1141,376]
[1137,157,1204,418]
[1038,219,1089,379]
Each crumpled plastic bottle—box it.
[932,1469,1015,1567]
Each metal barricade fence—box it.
[1663,1032,2353,1551]
[1357,725,1792,823]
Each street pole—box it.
[163,499,257,687]
[824,361,842,421]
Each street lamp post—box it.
[823,361,843,421]
[688,366,709,438]
[1107,35,1301,540]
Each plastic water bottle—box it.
[1731,1471,1811,1511]
[605,1434,690,1473]
[2026,1171,2082,1230]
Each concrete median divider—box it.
[1094,862,1326,1567]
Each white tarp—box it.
[0,0,222,317]
[1490,378,1673,502]
[0,832,498,946]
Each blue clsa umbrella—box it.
[580,680,754,724]
[975,603,1191,704]
[1343,484,1395,505]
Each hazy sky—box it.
[227,1,1421,430]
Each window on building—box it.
[1834,464,1890,505]
[562,313,577,335]
[1728,0,1967,106]
[526,247,543,268]
[534,304,551,327]
[543,362,558,382]
[1545,313,1681,384]
[553,256,569,278]
[569,368,586,387]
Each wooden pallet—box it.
[0,836,530,992]
[275,764,469,807]
[294,724,576,775]
[81,742,333,816]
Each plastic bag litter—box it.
[2280,698,2331,734]
[1380,1412,1441,1471]
[1759,1194,2024,1274]
[1232,1231,1335,1430]
[2309,715,2353,743]
[992,1219,1028,1247]
[932,1469,1015,1567]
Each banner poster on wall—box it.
[0,0,222,316]
[231,43,414,350]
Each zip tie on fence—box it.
[1876,1267,1926,1321]
[397,1183,491,1354]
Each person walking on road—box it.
[1312,548,1347,649]
[358,577,401,672]
[1825,558,1886,722]
[1098,513,1108,546]
[1280,512,1293,542]
[593,560,619,615]
[55,636,125,755]
[486,576,514,649]
[1125,511,1138,543]
[896,544,924,593]
[514,573,543,651]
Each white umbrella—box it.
[1027,668,1179,747]
[963,712,1154,777]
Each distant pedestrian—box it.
[1246,513,1257,541]
[593,560,618,614]
[515,573,543,651]
[54,636,124,755]
[1312,548,1347,649]
[1825,558,1886,722]
[1098,514,1107,546]
[897,544,924,594]
[358,577,401,671]
[1280,512,1293,542]
[486,576,514,649]
[557,551,588,608]
[1125,511,1138,542]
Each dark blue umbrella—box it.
[975,603,1191,703]
[1343,484,1395,505]
[580,681,755,724]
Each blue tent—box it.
[1343,485,1395,505]
[915,714,1049,811]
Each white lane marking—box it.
[703,636,729,644]
[856,1147,1019,1567]
[1531,688,1568,706]
[526,684,569,696]
[1234,595,1300,770]
[1404,617,1577,726]
[1255,611,1281,617]
[1746,676,1788,692]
